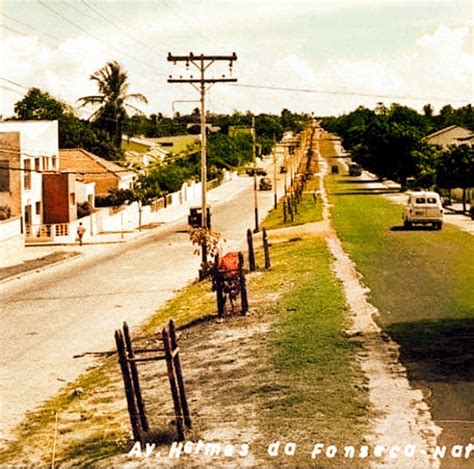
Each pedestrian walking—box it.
[77,222,86,246]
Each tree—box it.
[14,87,67,120]
[78,61,148,150]
[13,88,118,159]
[437,144,474,212]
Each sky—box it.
[0,0,472,120]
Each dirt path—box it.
[97,311,276,468]
[317,153,442,468]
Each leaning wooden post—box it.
[115,330,143,444]
[262,228,271,270]
[123,322,149,433]
[283,200,287,223]
[288,197,294,222]
[214,254,225,318]
[238,252,248,315]
[168,320,192,429]
[246,228,256,272]
[162,327,185,441]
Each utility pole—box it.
[167,52,237,266]
[252,116,259,233]
[272,136,278,209]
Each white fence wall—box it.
[0,216,24,267]
[25,171,238,244]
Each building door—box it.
[24,204,32,225]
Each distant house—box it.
[59,149,135,197]
[123,135,199,167]
[425,125,474,149]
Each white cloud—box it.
[1,21,472,119]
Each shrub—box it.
[0,205,11,220]
[77,201,93,218]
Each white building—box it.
[0,120,59,228]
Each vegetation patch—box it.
[254,239,371,467]
[262,176,323,230]
[0,251,80,281]
[327,175,474,326]
[326,174,474,468]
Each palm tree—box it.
[78,61,148,150]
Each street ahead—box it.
[0,168,285,445]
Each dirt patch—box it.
[0,251,80,282]
[96,313,274,468]
[318,152,442,468]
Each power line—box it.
[160,0,215,49]
[0,85,25,96]
[80,0,168,59]
[230,83,471,104]
[36,0,161,76]
[2,13,61,43]
[1,23,31,36]
[0,77,29,90]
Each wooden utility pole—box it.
[167,53,237,238]
[272,136,277,209]
[252,116,259,233]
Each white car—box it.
[403,191,443,230]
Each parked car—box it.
[259,177,272,191]
[403,191,443,230]
[348,162,362,176]
[246,167,267,176]
[279,166,287,174]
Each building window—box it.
[35,158,41,172]
[0,160,9,192]
[69,192,75,206]
[24,159,31,190]
[42,157,49,171]
[35,201,41,215]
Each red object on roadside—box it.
[219,252,239,272]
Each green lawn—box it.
[327,175,474,326]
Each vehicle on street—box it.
[348,162,362,176]
[279,165,287,173]
[403,191,443,230]
[259,177,272,191]
[246,167,267,176]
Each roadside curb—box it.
[0,251,84,285]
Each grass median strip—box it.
[263,177,323,230]
[252,238,371,467]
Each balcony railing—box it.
[25,223,69,240]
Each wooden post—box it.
[162,327,185,441]
[123,322,149,433]
[115,330,143,444]
[247,228,256,272]
[283,200,287,223]
[214,254,225,318]
[293,193,298,214]
[168,320,192,429]
[238,252,248,315]
[288,197,294,222]
[262,228,271,270]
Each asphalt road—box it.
[0,165,286,446]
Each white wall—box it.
[0,216,24,267]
